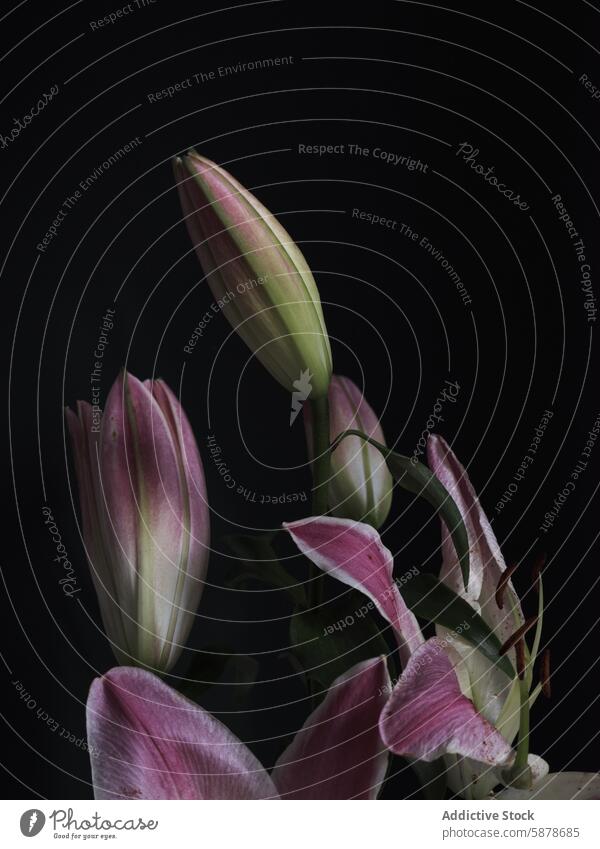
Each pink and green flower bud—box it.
[66,372,210,673]
[174,151,332,398]
[305,375,393,527]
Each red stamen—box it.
[499,616,538,656]
[495,561,520,609]
[541,649,551,698]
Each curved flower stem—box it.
[330,427,365,453]
[309,394,330,609]
[310,395,331,517]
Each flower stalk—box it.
[307,394,330,609]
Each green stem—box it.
[310,394,331,516]
[510,676,532,788]
[308,394,331,612]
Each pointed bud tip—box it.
[532,551,547,593]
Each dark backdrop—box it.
[2,0,600,799]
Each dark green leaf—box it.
[223,533,307,607]
[177,646,258,704]
[290,589,390,690]
[402,573,514,679]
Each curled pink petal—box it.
[284,516,423,667]
[379,638,514,765]
[426,435,524,637]
[272,657,390,799]
[427,435,524,726]
[87,667,278,800]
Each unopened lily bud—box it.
[66,371,210,672]
[305,375,393,527]
[174,151,332,398]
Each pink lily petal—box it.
[427,436,523,725]
[272,658,390,799]
[66,403,132,661]
[426,435,523,636]
[147,379,210,664]
[497,772,600,800]
[87,667,278,800]
[379,639,514,765]
[284,516,423,667]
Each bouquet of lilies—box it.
[66,153,599,801]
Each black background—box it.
[2,0,600,799]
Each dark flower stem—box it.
[310,394,331,517]
[308,394,331,609]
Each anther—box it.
[499,616,538,656]
[541,649,551,698]
[495,561,520,609]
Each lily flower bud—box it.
[66,371,210,673]
[174,151,332,398]
[305,375,393,527]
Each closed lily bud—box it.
[174,151,332,398]
[305,376,393,527]
[66,372,210,673]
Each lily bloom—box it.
[305,375,394,528]
[285,434,550,798]
[423,434,535,797]
[86,660,390,799]
[174,152,332,398]
[66,372,210,673]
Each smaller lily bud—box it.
[66,371,210,673]
[305,375,393,527]
[174,151,332,398]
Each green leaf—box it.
[177,646,258,704]
[526,574,544,689]
[290,589,390,690]
[401,573,515,679]
[496,675,521,742]
[223,533,307,607]
[330,431,469,589]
